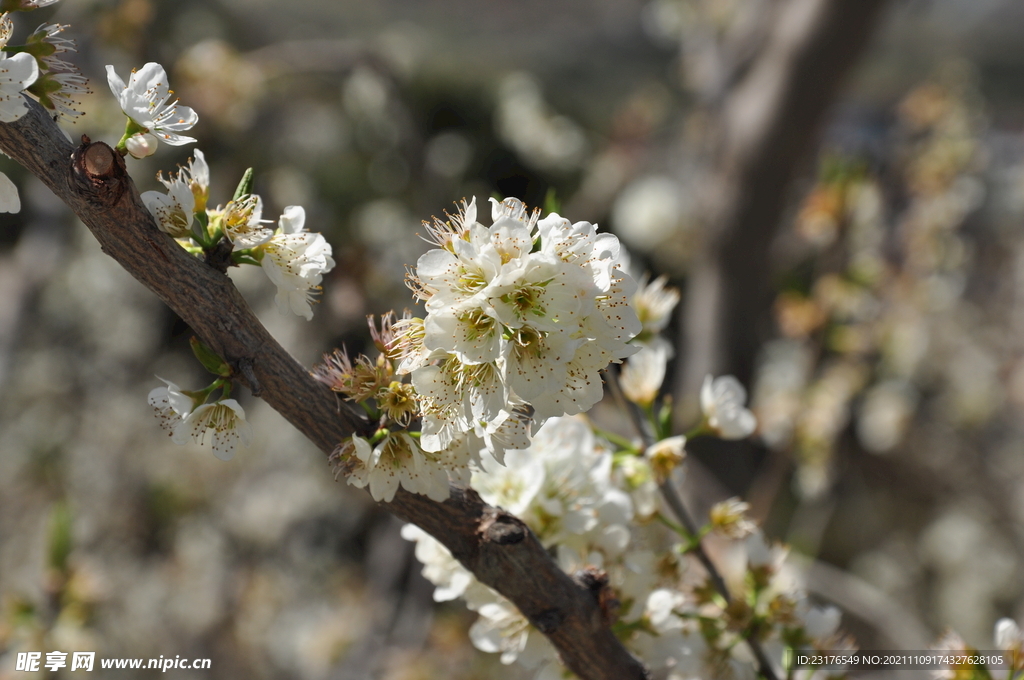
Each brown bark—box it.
[679,0,891,403]
[0,105,649,680]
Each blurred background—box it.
[3,0,1024,677]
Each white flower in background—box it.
[141,166,195,238]
[400,524,478,602]
[632,273,680,341]
[708,497,756,539]
[645,588,686,634]
[173,399,252,461]
[407,197,641,452]
[645,434,686,483]
[260,206,335,320]
[0,13,39,122]
[620,341,670,406]
[469,597,557,668]
[701,374,757,439]
[995,618,1024,654]
[106,62,198,150]
[0,171,20,213]
[801,605,841,640]
[341,432,449,503]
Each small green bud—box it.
[232,168,254,201]
[190,337,231,377]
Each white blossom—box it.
[0,171,20,213]
[147,377,194,432]
[632,273,680,339]
[260,208,335,320]
[342,433,449,503]
[0,13,39,122]
[701,374,757,439]
[141,166,195,237]
[106,62,198,147]
[995,618,1024,653]
[620,341,670,406]
[173,399,252,461]
[150,380,251,461]
[399,524,477,602]
[220,194,272,248]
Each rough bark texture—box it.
[679,0,891,401]
[0,105,649,680]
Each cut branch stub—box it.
[70,139,127,206]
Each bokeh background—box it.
[3,0,1024,677]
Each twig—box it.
[609,369,780,680]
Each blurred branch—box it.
[798,556,932,649]
[0,103,649,680]
[678,0,890,405]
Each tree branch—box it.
[0,103,649,680]
[679,0,890,403]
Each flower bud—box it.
[125,132,158,159]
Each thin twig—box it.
[608,368,780,680]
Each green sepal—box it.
[657,395,673,441]
[232,168,254,201]
[190,337,232,377]
[543,187,561,215]
[191,210,211,247]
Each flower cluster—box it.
[141,150,335,320]
[0,11,40,213]
[402,416,848,679]
[313,314,531,503]
[398,196,642,458]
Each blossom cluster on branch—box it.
[0,6,875,679]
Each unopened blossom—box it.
[0,171,20,213]
[173,399,252,461]
[125,132,158,159]
[709,497,756,539]
[260,208,335,320]
[0,13,40,122]
[701,374,757,439]
[106,62,198,148]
